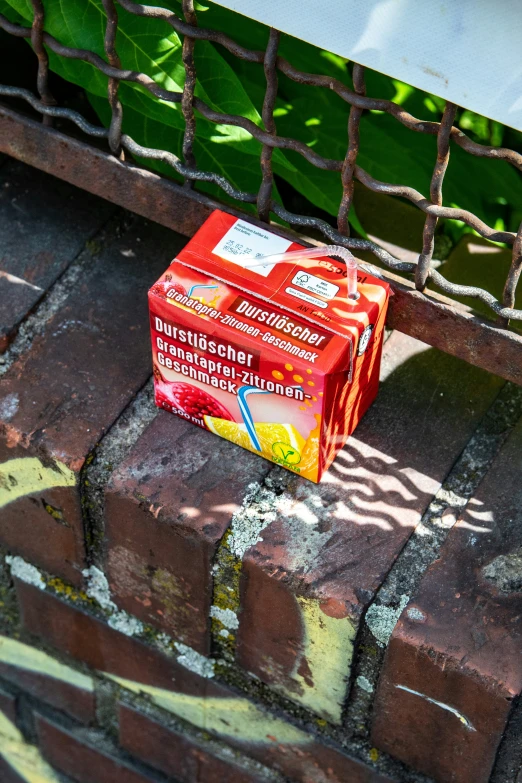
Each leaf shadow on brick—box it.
[371,414,522,783]
[237,341,502,725]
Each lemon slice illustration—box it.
[204,418,305,462]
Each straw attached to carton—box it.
[149,211,390,482]
[241,245,359,300]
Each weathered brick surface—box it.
[237,332,504,722]
[0,682,21,783]
[119,703,269,783]
[105,413,271,653]
[372,414,522,783]
[36,714,160,783]
[0,634,95,724]
[0,218,183,584]
[0,664,95,725]
[15,578,208,696]
[0,159,113,351]
[0,692,59,783]
[16,579,392,783]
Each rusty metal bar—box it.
[257,28,280,222]
[0,14,516,251]
[3,8,522,170]
[101,0,123,157]
[274,57,522,169]
[181,0,197,185]
[502,222,522,324]
[416,101,457,291]
[1,85,520,322]
[0,1,520,326]
[338,63,365,236]
[29,0,55,125]
[0,104,521,387]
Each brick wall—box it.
[1,159,522,783]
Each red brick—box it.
[372,414,522,783]
[0,218,182,584]
[15,579,208,696]
[119,700,393,783]
[16,580,390,783]
[0,685,16,723]
[0,681,20,783]
[0,664,94,725]
[0,159,113,351]
[0,634,95,724]
[36,714,159,783]
[237,332,504,722]
[0,689,40,783]
[104,412,271,653]
[119,703,269,783]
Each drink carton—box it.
[149,210,389,482]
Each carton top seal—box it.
[153,210,389,374]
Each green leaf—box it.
[0,0,24,22]
[4,0,522,245]
[88,90,286,214]
[276,88,522,237]
[2,0,294,167]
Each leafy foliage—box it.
[2,0,521,240]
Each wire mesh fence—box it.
[0,0,521,325]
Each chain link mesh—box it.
[1,0,521,322]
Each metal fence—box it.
[1,0,522,381]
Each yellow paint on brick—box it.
[106,674,309,745]
[0,457,76,510]
[0,711,61,782]
[0,635,93,693]
[284,597,356,724]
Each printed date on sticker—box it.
[212,219,292,276]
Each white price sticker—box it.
[212,219,292,276]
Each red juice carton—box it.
[149,210,389,483]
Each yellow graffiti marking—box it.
[0,457,76,510]
[106,675,309,745]
[284,597,356,724]
[0,636,93,693]
[0,712,61,783]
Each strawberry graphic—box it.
[150,280,187,298]
[153,365,173,411]
[153,373,233,422]
[154,384,172,411]
[168,282,188,297]
[170,382,233,421]
[153,364,164,383]
[153,367,171,410]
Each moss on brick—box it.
[210,529,242,660]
